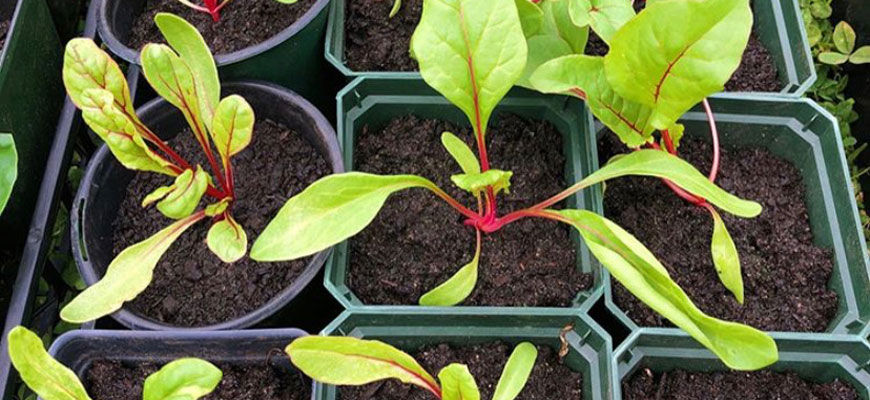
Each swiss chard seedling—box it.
[252,0,777,369]
[60,13,256,324]
[287,336,538,400]
[176,0,298,22]
[7,326,222,400]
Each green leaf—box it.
[143,358,222,400]
[663,123,685,150]
[518,35,576,90]
[605,0,753,129]
[211,95,254,166]
[539,0,589,53]
[556,209,778,370]
[819,51,849,65]
[568,0,636,44]
[62,38,137,119]
[390,0,402,18]
[142,186,174,208]
[7,327,91,400]
[515,0,543,37]
[157,166,210,220]
[833,21,856,54]
[849,46,870,64]
[441,131,480,175]
[492,342,537,400]
[410,0,528,137]
[204,198,230,217]
[708,207,744,304]
[274,0,299,3]
[810,1,832,18]
[439,364,480,400]
[252,173,437,261]
[207,214,248,263]
[0,134,17,215]
[60,212,205,323]
[286,336,441,396]
[420,231,481,306]
[451,169,513,196]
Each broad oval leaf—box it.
[286,336,441,397]
[539,0,589,53]
[850,46,870,64]
[605,0,753,129]
[7,326,92,400]
[251,173,436,262]
[833,21,857,54]
[819,52,849,65]
[568,0,636,44]
[420,230,481,306]
[410,0,528,137]
[556,209,778,370]
[492,342,537,400]
[207,213,248,263]
[517,34,576,89]
[211,95,254,164]
[143,358,222,400]
[60,212,206,323]
[439,364,480,400]
[451,169,513,196]
[0,134,17,215]
[63,38,137,118]
[441,131,480,175]
[515,0,544,37]
[157,166,210,220]
[708,206,744,304]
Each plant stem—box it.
[703,98,720,183]
[662,129,677,154]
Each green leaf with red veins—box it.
[709,207,744,304]
[62,38,138,120]
[157,166,210,220]
[605,0,752,130]
[0,134,16,216]
[515,0,543,37]
[420,230,481,306]
[61,212,206,323]
[211,95,255,165]
[207,213,248,263]
[439,364,480,400]
[143,358,222,400]
[7,326,92,400]
[410,0,527,138]
[568,0,636,44]
[451,169,513,196]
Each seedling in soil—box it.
[818,21,870,65]
[390,0,402,18]
[60,13,256,323]
[0,133,16,216]
[7,326,222,400]
[176,0,299,22]
[287,336,537,400]
[253,0,776,370]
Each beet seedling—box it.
[176,0,298,22]
[60,13,254,323]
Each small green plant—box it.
[7,326,222,400]
[287,336,538,399]
[390,0,402,18]
[818,21,870,65]
[176,0,298,22]
[59,13,257,323]
[0,133,16,215]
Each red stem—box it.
[225,161,235,199]
[662,129,677,154]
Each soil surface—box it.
[347,115,592,307]
[341,342,582,400]
[87,360,311,399]
[0,20,9,51]
[623,368,859,400]
[127,0,317,55]
[113,119,331,327]
[344,0,421,71]
[600,136,837,332]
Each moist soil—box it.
[0,19,10,51]
[347,115,592,307]
[600,135,837,332]
[623,368,859,400]
[344,0,421,72]
[113,119,331,327]
[127,0,317,55]
[87,360,311,400]
[341,342,582,400]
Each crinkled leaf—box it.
[143,358,222,400]
[157,166,210,220]
[286,336,441,396]
[211,95,255,165]
[420,231,481,306]
[515,0,543,37]
[60,212,205,323]
[849,46,870,64]
[819,52,849,65]
[439,364,480,400]
[205,198,230,217]
[63,38,137,119]
[833,21,857,54]
[492,343,537,400]
[708,207,744,304]
[410,0,527,137]
[568,0,636,43]
[7,327,91,400]
[252,173,437,261]
[451,169,512,196]
[556,209,777,370]
[605,0,752,129]
[0,134,17,215]
[441,132,480,175]
[207,213,248,263]
[142,185,174,208]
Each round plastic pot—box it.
[313,309,613,400]
[612,329,870,399]
[40,329,314,400]
[599,96,870,336]
[325,76,603,313]
[71,80,344,331]
[324,0,815,96]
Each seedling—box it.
[390,0,402,18]
[7,326,222,400]
[60,13,256,323]
[818,21,870,65]
[287,336,538,400]
[177,0,298,22]
[252,0,777,369]
[0,133,16,216]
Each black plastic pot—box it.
[71,80,343,331]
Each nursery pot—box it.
[71,80,343,331]
[314,310,613,400]
[43,329,315,400]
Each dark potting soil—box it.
[87,360,311,400]
[340,342,582,400]
[347,115,592,307]
[113,119,331,327]
[127,0,317,55]
[0,19,9,51]
[622,368,859,400]
[344,0,421,72]
[599,135,837,332]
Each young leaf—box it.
[157,166,210,220]
[60,212,206,323]
[0,134,17,215]
[7,326,92,400]
[517,0,589,89]
[492,343,537,400]
[390,0,402,18]
[605,0,753,129]
[143,358,222,400]
[211,95,254,165]
[819,51,849,65]
[663,123,685,150]
[555,209,778,370]
[252,173,438,262]
[441,131,481,175]
[849,46,870,64]
[517,35,576,89]
[142,186,175,208]
[286,336,441,397]
[420,230,481,306]
[207,213,248,263]
[833,21,857,54]
[451,170,513,196]
[568,0,636,44]
[439,364,480,400]
[63,38,137,119]
[204,198,230,217]
[515,0,544,37]
[708,206,744,304]
[410,0,527,137]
